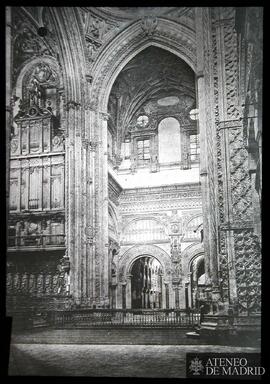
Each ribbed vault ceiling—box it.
[108,46,196,139]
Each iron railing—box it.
[47,309,201,328]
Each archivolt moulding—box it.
[118,244,172,282]
[182,242,204,266]
[90,17,197,113]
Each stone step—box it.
[12,327,206,345]
[186,331,200,338]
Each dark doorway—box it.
[131,256,162,309]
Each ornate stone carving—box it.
[56,256,70,294]
[91,18,196,112]
[119,185,202,215]
[52,134,64,151]
[223,22,241,120]
[140,16,158,36]
[81,10,119,65]
[85,225,95,245]
[64,100,81,111]
[228,126,253,221]
[12,12,52,82]
[109,239,120,282]
[234,230,261,313]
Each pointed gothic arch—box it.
[91,18,197,113]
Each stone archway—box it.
[117,244,172,309]
[88,22,200,308]
[46,9,220,308]
[91,18,197,112]
[130,256,163,309]
[181,243,205,309]
[87,19,199,308]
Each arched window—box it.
[158,117,181,164]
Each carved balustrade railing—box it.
[47,309,201,328]
[8,234,65,248]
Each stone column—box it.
[93,111,110,307]
[121,282,127,309]
[187,273,192,309]
[162,281,167,309]
[116,283,123,309]
[6,7,12,243]
[65,102,82,305]
[178,284,186,309]
[126,274,132,309]
[195,7,219,297]
[174,286,179,309]
[213,12,238,306]
[168,283,174,309]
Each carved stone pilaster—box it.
[195,8,219,303]
[212,8,261,312]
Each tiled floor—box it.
[9,344,260,377]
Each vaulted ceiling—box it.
[108,46,196,140]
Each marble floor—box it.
[9,344,260,377]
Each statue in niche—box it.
[28,78,43,107]
[56,256,70,295]
[56,263,66,294]
[27,63,57,109]
[109,240,120,280]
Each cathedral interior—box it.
[6,6,262,345]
